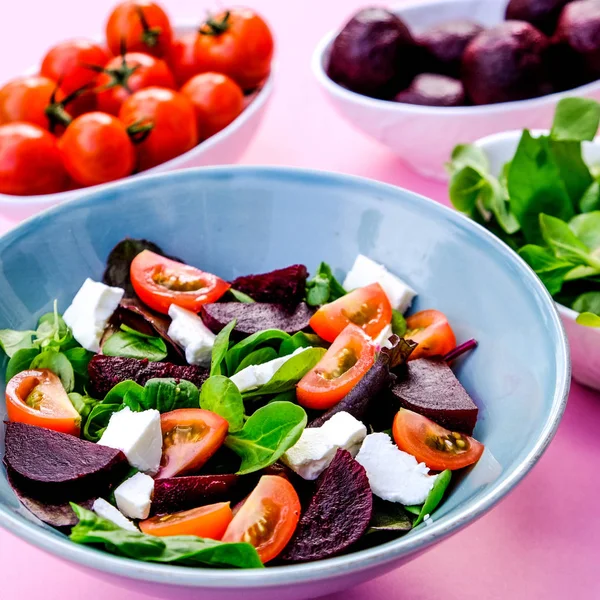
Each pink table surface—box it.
[0,1,598,598]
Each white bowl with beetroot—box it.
[312,0,600,180]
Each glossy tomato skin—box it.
[297,323,376,409]
[106,0,173,58]
[140,502,233,539]
[222,475,301,563]
[58,112,135,187]
[6,369,81,436]
[405,309,456,360]
[119,86,197,171]
[393,408,484,471]
[181,72,244,140]
[194,8,274,90]
[158,408,229,479]
[130,250,230,314]
[41,39,109,96]
[96,52,175,115]
[168,33,202,86]
[309,283,392,343]
[0,123,68,195]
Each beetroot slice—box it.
[391,358,479,434]
[4,422,128,503]
[88,355,209,398]
[201,302,313,337]
[230,264,308,307]
[280,449,373,563]
[152,475,241,515]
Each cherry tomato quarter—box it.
[393,408,484,471]
[405,309,456,360]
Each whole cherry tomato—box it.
[167,32,202,86]
[0,123,68,195]
[41,39,109,96]
[58,112,135,186]
[95,52,175,115]
[119,86,197,171]
[194,8,274,90]
[181,72,244,140]
[106,1,173,58]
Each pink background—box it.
[0,1,597,598]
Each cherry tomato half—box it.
[297,323,376,409]
[140,501,233,539]
[130,250,230,314]
[157,408,228,479]
[405,309,456,360]
[309,283,392,343]
[181,72,244,140]
[6,369,80,436]
[95,52,175,115]
[167,32,202,86]
[194,8,274,90]
[222,475,300,563]
[393,408,484,471]
[119,86,197,171]
[0,123,68,196]
[106,0,173,58]
[58,112,135,187]
[41,39,109,96]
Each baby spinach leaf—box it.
[235,347,279,373]
[64,347,94,379]
[0,329,34,358]
[5,347,40,382]
[573,291,600,315]
[68,392,99,421]
[507,131,574,243]
[518,245,577,295]
[199,375,245,433]
[84,403,121,442]
[225,329,291,375]
[549,140,593,206]
[580,181,600,213]
[409,470,452,527]
[279,331,325,356]
[210,319,237,377]
[448,165,487,215]
[104,380,145,406]
[306,262,346,307]
[228,289,255,303]
[35,306,74,351]
[539,214,598,267]
[225,401,307,474]
[391,309,407,337]
[30,350,75,392]
[569,212,600,253]
[550,97,600,142]
[576,312,600,327]
[70,504,263,568]
[367,498,413,534]
[448,143,490,173]
[243,347,326,398]
[103,329,167,362]
[142,378,200,412]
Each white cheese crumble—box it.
[167,304,216,367]
[92,498,138,532]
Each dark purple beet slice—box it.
[152,475,241,515]
[200,302,313,337]
[230,264,308,307]
[390,358,479,434]
[394,73,466,107]
[88,355,209,398]
[4,422,128,503]
[7,469,94,530]
[280,449,372,563]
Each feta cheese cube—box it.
[167,305,216,367]
[63,278,124,352]
[343,254,417,314]
[98,407,162,475]
[92,498,138,532]
[114,472,154,520]
[282,411,367,479]
[355,432,436,505]
[230,347,308,393]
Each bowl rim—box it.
[0,165,571,589]
[311,0,600,116]
[0,25,274,207]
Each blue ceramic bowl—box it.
[0,167,569,600]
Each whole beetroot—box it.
[326,7,418,99]
[395,73,466,106]
[417,19,485,77]
[506,0,574,35]
[462,21,554,105]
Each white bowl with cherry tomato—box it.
[0,1,274,220]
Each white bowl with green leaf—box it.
[448,97,600,391]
